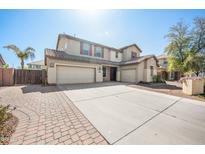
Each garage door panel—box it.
[121,69,136,82]
[57,66,95,84]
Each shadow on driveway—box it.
[20,82,132,94]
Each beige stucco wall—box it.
[110,50,122,62]
[57,37,121,62]
[57,37,81,55]
[136,62,144,82]
[122,46,141,61]
[182,79,204,95]
[103,48,110,61]
[46,58,103,84]
[144,58,158,82]
[116,67,121,81]
[103,66,110,81]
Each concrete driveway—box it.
[59,82,205,144]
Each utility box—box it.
[181,77,204,95]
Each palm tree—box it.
[4,45,35,69]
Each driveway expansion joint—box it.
[112,98,182,144]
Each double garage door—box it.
[56,65,95,84]
[121,69,136,83]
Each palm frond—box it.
[24,47,35,60]
[3,44,21,55]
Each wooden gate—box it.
[0,68,14,86]
[14,69,42,84]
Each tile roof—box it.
[45,49,120,65]
[120,55,159,66]
[45,49,158,66]
[119,44,142,52]
[157,54,168,59]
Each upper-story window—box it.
[82,43,91,55]
[95,46,102,58]
[116,52,119,58]
[131,52,137,59]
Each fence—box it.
[14,69,43,84]
[0,68,14,86]
[0,68,46,86]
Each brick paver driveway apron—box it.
[0,85,107,145]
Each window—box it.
[103,67,106,77]
[131,52,137,59]
[64,43,68,49]
[95,46,102,57]
[116,52,119,58]
[150,66,154,76]
[82,43,90,55]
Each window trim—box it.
[131,51,137,59]
[80,42,92,56]
[94,46,104,58]
[116,52,119,58]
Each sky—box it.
[0,9,205,68]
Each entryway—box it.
[110,67,117,81]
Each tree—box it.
[165,21,191,73]
[191,17,205,55]
[165,17,205,76]
[4,45,35,69]
[189,17,205,75]
[184,52,205,76]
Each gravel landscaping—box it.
[129,81,205,102]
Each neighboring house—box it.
[45,33,159,84]
[0,54,6,67]
[157,54,181,80]
[27,60,45,70]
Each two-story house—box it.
[27,60,45,70]
[45,34,158,84]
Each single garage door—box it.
[56,65,95,84]
[121,69,136,82]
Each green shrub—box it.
[0,105,17,144]
[0,105,16,131]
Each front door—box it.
[110,67,117,81]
